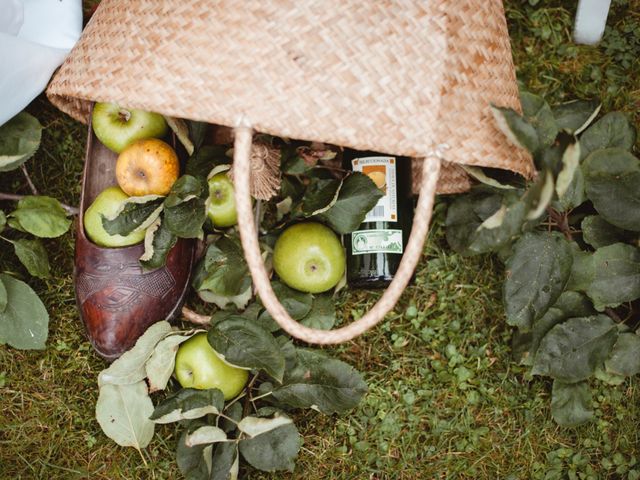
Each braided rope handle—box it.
[233,126,442,344]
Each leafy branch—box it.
[0,111,74,350]
[0,192,78,215]
[446,91,640,427]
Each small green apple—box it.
[174,332,249,400]
[92,102,168,153]
[273,222,345,293]
[207,172,237,228]
[83,186,146,247]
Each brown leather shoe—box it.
[75,107,194,361]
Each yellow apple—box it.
[115,138,179,196]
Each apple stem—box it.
[181,306,210,325]
[0,192,79,215]
[118,109,132,122]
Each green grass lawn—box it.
[1,1,639,478]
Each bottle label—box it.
[351,156,397,222]
[351,229,403,255]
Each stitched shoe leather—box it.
[75,109,194,361]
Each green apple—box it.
[174,332,249,400]
[92,102,168,153]
[83,186,146,247]
[207,172,237,228]
[273,222,345,293]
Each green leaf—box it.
[460,166,517,190]
[301,178,341,215]
[164,196,207,238]
[594,365,626,386]
[555,165,586,211]
[0,111,42,172]
[12,238,50,278]
[445,192,503,254]
[566,244,594,292]
[583,148,640,231]
[532,315,618,382]
[271,349,368,414]
[579,112,637,160]
[208,317,285,382]
[520,91,559,148]
[0,210,6,233]
[198,285,253,311]
[9,196,71,238]
[7,216,24,232]
[185,425,227,447]
[150,388,225,424]
[282,154,310,175]
[193,237,249,297]
[146,331,197,393]
[102,195,164,236]
[0,273,48,349]
[581,215,630,249]
[98,321,172,387]
[605,333,640,377]
[258,281,313,328]
[551,99,600,134]
[238,414,294,438]
[189,120,210,152]
[165,175,208,205]
[551,380,594,427]
[300,294,336,330]
[139,217,178,269]
[555,139,581,199]
[523,169,555,221]
[176,428,213,480]
[491,105,539,153]
[95,381,155,449]
[317,172,384,234]
[211,442,239,480]
[163,175,208,238]
[503,232,573,330]
[164,116,194,154]
[239,422,301,472]
[586,243,640,311]
[466,172,552,255]
[0,277,6,313]
[512,291,595,366]
[186,145,229,179]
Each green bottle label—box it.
[351,229,403,255]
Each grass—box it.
[1,0,640,478]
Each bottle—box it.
[342,149,414,288]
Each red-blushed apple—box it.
[174,332,249,400]
[273,222,345,293]
[83,186,146,247]
[92,102,168,153]
[116,138,179,196]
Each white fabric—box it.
[0,0,82,126]
[574,0,612,45]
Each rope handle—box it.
[233,125,442,344]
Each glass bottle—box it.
[342,149,414,288]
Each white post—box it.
[574,0,612,45]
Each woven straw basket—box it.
[47,0,534,344]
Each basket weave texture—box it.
[47,0,533,193]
